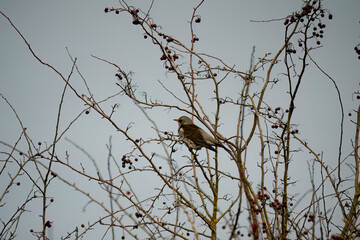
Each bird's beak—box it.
[173,118,179,122]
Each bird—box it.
[174,116,220,152]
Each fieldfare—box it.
[174,116,220,152]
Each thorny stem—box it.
[340,105,360,238]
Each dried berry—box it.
[45,221,52,228]
[132,19,140,25]
[192,37,199,43]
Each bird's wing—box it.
[183,125,216,151]
[199,129,218,145]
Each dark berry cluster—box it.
[159,46,181,72]
[45,220,52,228]
[303,213,316,223]
[257,190,270,206]
[270,198,284,211]
[264,107,299,134]
[104,7,140,25]
[130,9,141,25]
[284,0,333,50]
[121,155,134,169]
[329,235,343,240]
[191,37,199,43]
[104,7,120,15]
[115,73,123,80]
[157,33,174,43]
[135,212,143,218]
[354,44,360,60]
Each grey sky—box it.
[1,0,359,239]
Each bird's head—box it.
[174,116,193,126]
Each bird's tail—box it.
[216,143,232,154]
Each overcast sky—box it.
[1,0,359,239]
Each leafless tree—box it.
[1,0,359,239]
